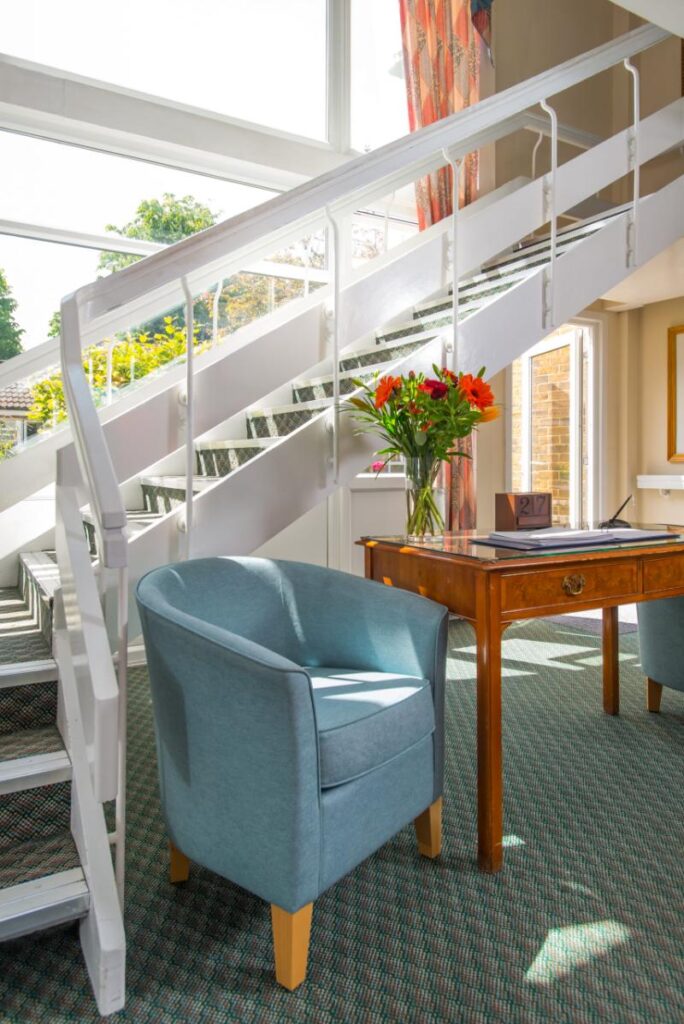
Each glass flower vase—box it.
[405,455,446,541]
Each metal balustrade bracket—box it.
[325,209,342,483]
[441,149,462,374]
[540,100,558,331]
[531,130,544,180]
[176,512,188,534]
[180,277,194,558]
[624,58,640,268]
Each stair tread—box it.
[195,438,278,451]
[0,588,52,667]
[0,830,81,892]
[0,725,64,764]
[140,475,221,487]
[0,660,57,689]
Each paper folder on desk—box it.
[485,527,677,550]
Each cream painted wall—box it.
[492,0,683,197]
[476,369,506,527]
[493,0,620,189]
[630,296,684,524]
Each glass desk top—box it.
[361,526,684,563]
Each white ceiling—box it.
[602,237,684,310]
[609,1,684,38]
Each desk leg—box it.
[475,583,504,873]
[602,606,620,715]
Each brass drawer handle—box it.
[562,573,586,597]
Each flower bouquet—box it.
[348,365,498,539]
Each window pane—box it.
[351,0,409,151]
[3,0,326,140]
[0,134,275,239]
[0,235,101,351]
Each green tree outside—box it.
[0,268,24,361]
[97,193,218,276]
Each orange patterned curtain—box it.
[399,0,481,230]
[399,0,484,530]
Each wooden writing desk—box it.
[359,530,684,873]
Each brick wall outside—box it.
[510,346,571,525]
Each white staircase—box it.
[0,23,682,1016]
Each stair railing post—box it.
[181,277,194,558]
[540,100,558,331]
[114,564,128,904]
[211,278,224,348]
[325,208,341,483]
[442,149,462,374]
[531,129,544,179]
[382,191,396,254]
[105,340,116,406]
[624,58,640,267]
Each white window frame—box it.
[0,0,354,194]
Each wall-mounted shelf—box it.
[637,475,684,490]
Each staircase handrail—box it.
[70,24,667,327]
[58,24,671,564]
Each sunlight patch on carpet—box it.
[525,920,631,985]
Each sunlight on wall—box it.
[525,920,631,985]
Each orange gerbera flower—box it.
[460,373,494,411]
[374,375,401,409]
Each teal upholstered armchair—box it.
[136,557,448,990]
[637,597,684,712]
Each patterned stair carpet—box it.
[1,617,683,1024]
[0,588,51,665]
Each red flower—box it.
[374,375,401,409]
[459,373,494,411]
[418,378,449,400]
[442,368,458,385]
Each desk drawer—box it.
[500,561,638,615]
[643,555,684,593]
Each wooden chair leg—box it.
[646,677,663,713]
[169,841,191,884]
[271,903,313,991]
[414,797,443,859]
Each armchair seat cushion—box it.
[306,667,435,788]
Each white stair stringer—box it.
[124,335,445,635]
[122,175,684,640]
[53,615,125,1017]
[3,91,683,537]
[460,175,684,377]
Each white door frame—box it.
[506,318,602,526]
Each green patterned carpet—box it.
[1,617,683,1024]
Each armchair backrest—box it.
[136,558,323,910]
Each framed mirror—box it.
[668,325,684,461]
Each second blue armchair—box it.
[136,557,448,990]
